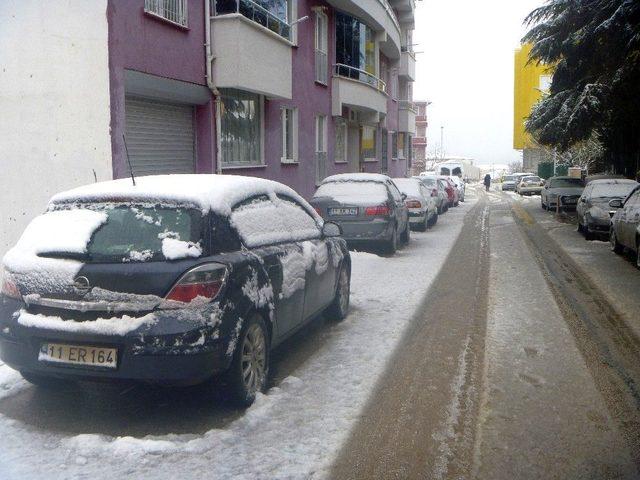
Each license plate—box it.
[39,343,117,369]
[330,207,358,216]
[563,198,577,204]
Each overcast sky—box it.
[412,0,544,166]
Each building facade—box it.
[411,100,429,174]
[513,43,553,174]
[0,0,416,261]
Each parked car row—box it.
[0,172,468,407]
[538,175,640,267]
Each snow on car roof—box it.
[321,173,390,184]
[49,174,317,217]
[588,178,637,185]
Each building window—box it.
[397,132,405,159]
[381,129,388,173]
[361,125,377,162]
[281,107,298,163]
[215,0,291,40]
[315,10,328,84]
[391,132,398,159]
[220,89,263,167]
[335,118,348,163]
[144,0,188,27]
[315,115,327,184]
[335,12,377,86]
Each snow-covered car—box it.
[310,173,410,254]
[577,179,638,240]
[501,175,518,191]
[516,175,544,195]
[541,176,584,210]
[609,184,640,266]
[393,178,438,231]
[0,175,351,406]
[448,176,465,202]
[414,175,449,214]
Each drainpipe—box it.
[204,0,223,174]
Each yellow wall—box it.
[513,44,552,150]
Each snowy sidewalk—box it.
[0,193,477,480]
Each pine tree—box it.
[523,0,640,177]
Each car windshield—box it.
[47,204,203,262]
[549,178,583,188]
[590,183,637,198]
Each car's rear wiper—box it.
[38,251,92,261]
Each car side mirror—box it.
[401,193,407,201]
[608,199,623,209]
[322,221,342,238]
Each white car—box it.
[393,178,439,231]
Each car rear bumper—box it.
[502,184,516,191]
[519,187,543,194]
[335,218,395,242]
[0,298,230,386]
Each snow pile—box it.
[0,363,27,401]
[16,310,158,336]
[242,270,274,308]
[280,248,308,299]
[128,250,154,262]
[161,238,202,261]
[321,173,390,184]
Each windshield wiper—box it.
[38,251,92,261]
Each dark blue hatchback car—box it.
[0,175,350,405]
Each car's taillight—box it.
[165,263,228,304]
[405,200,421,208]
[1,271,21,299]
[431,189,438,197]
[365,205,391,216]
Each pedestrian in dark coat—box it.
[483,174,491,192]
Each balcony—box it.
[399,49,415,81]
[210,0,292,99]
[332,64,387,120]
[325,0,401,59]
[398,100,416,134]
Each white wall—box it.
[0,0,112,262]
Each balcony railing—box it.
[399,100,416,112]
[213,0,290,40]
[334,64,386,93]
[145,0,188,27]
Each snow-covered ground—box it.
[0,192,477,480]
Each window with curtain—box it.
[219,89,262,167]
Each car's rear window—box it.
[523,176,541,182]
[549,178,583,188]
[504,176,515,182]
[590,183,638,198]
[417,177,437,187]
[315,181,388,203]
[45,204,203,262]
[393,179,422,197]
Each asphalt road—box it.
[331,187,640,479]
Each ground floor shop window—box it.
[361,125,377,162]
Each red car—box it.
[438,176,459,208]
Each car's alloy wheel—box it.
[326,264,350,321]
[225,315,269,406]
[610,229,623,254]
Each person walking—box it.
[483,173,491,192]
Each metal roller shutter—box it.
[124,97,195,175]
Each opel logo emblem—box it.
[72,276,91,295]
